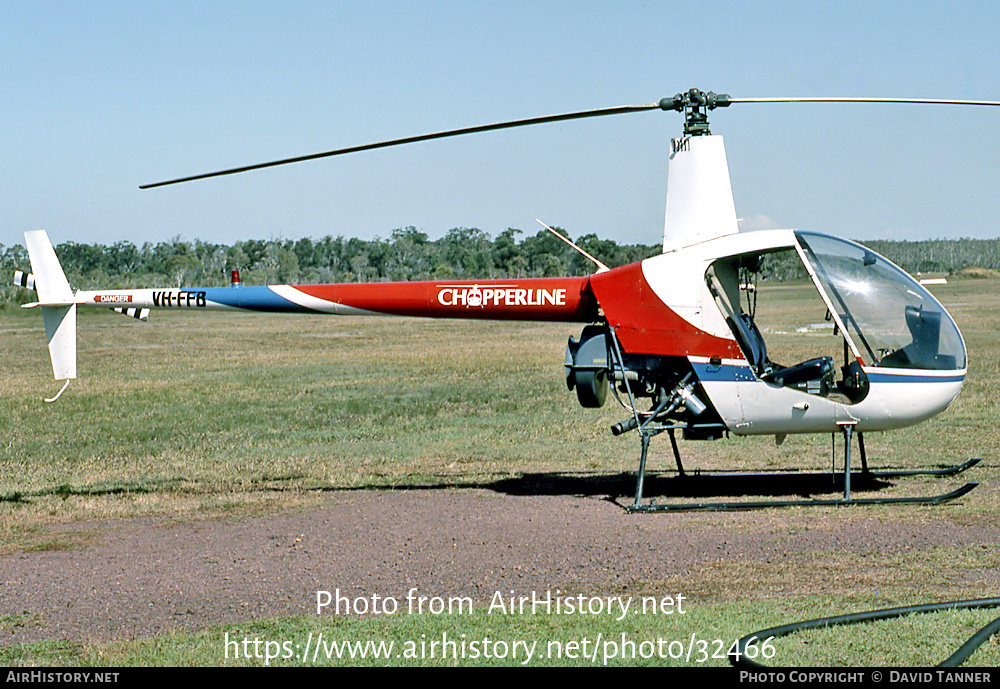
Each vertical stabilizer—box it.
[24,231,77,383]
[25,230,74,305]
[41,305,77,381]
[662,135,739,252]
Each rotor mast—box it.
[660,90,739,252]
[659,89,733,137]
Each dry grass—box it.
[0,308,626,540]
[3,277,999,534]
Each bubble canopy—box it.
[795,232,966,371]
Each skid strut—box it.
[839,421,855,501]
[625,422,980,513]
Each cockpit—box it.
[796,232,965,370]
[707,231,965,405]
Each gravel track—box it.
[2,486,998,646]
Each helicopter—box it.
[16,88,998,512]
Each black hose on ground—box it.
[730,597,1000,668]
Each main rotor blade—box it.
[140,103,659,189]
[730,96,1000,106]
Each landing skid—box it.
[625,424,981,513]
[867,457,981,479]
[625,481,979,513]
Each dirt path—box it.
[2,488,998,646]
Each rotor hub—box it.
[659,89,732,136]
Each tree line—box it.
[2,228,999,305]
[0,227,656,304]
[753,237,1000,282]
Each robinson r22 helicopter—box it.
[17,89,997,511]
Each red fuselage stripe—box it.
[294,277,597,322]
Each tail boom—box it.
[75,277,597,322]
[18,229,598,395]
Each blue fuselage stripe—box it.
[864,371,965,384]
[691,362,964,385]
[691,362,756,382]
[202,286,310,312]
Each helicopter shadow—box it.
[487,470,894,503]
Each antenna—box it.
[535,220,610,273]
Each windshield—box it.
[795,232,965,370]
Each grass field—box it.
[2,276,999,666]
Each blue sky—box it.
[4,1,1000,252]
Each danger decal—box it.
[94,294,133,303]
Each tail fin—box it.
[22,231,77,397]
